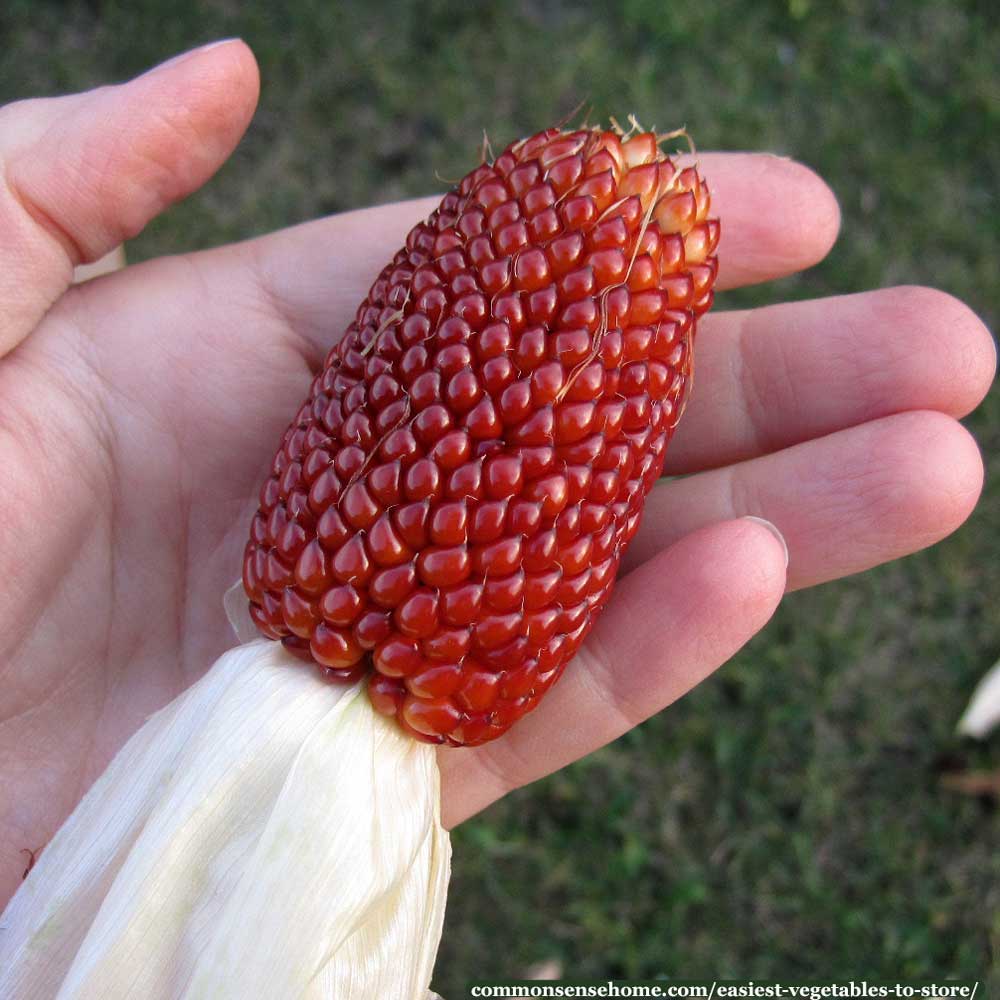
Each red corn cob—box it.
[243,122,719,746]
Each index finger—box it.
[691,152,840,290]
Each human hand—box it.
[0,41,994,907]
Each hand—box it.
[0,41,993,907]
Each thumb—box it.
[0,38,260,356]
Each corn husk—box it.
[0,614,451,998]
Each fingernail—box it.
[145,38,242,76]
[742,516,789,568]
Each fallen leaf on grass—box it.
[957,657,1000,739]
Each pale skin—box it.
[0,41,995,909]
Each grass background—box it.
[3,0,998,992]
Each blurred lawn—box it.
[3,0,998,993]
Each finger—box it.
[439,517,788,827]
[686,151,840,290]
[0,39,259,356]
[625,410,985,591]
[665,286,997,474]
[249,152,840,353]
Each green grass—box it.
[3,0,998,993]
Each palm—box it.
[0,250,277,856]
[0,43,993,909]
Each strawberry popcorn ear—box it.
[243,124,719,746]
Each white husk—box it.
[957,656,1000,739]
[0,610,451,998]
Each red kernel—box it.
[395,588,440,638]
[320,585,364,626]
[311,624,364,670]
[417,546,472,588]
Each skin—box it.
[0,41,994,909]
